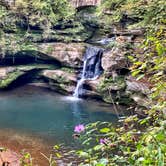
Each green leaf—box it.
[82,137,92,145]
[100,128,110,133]
[132,70,141,77]
[53,145,60,150]
[55,153,62,158]
[136,74,145,80]
[158,147,164,166]
[96,158,109,166]
[156,43,164,56]
[156,131,165,141]
[93,145,103,151]
[78,151,89,158]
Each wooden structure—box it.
[70,0,101,8]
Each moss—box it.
[54,75,70,84]
[61,67,75,73]
[97,76,133,104]
[18,64,57,71]
[0,71,24,88]
[117,96,134,105]
[97,76,126,93]
[45,46,54,55]
[0,64,55,89]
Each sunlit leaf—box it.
[100,128,110,133]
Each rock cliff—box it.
[0,1,149,107]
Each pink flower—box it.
[74,124,85,133]
[99,138,108,145]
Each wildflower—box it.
[74,124,85,133]
[99,138,108,145]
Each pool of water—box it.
[0,85,121,145]
[0,85,123,166]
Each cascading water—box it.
[73,46,103,98]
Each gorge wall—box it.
[0,2,150,109]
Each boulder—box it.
[38,43,86,68]
[102,47,127,75]
[0,67,16,79]
[126,76,152,108]
[0,65,51,89]
[126,76,151,95]
[130,93,151,108]
[83,76,103,92]
[41,69,77,94]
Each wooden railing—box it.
[0,0,101,9]
[70,0,101,8]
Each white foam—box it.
[61,96,82,102]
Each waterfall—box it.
[73,46,103,98]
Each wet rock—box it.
[102,47,128,76]
[85,76,103,92]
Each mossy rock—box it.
[0,71,24,88]
[41,69,76,94]
[0,64,54,89]
[97,76,126,93]
[97,76,133,105]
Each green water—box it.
[0,85,120,146]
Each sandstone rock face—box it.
[38,43,86,68]
[42,69,77,83]
[102,47,127,75]
[41,69,77,94]
[126,76,152,108]
[126,76,151,95]
[85,77,103,92]
[41,69,104,99]
[0,67,16,79]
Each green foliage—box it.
[0,0,74,29]
[0,0,75,56]
[20,151,33,166]
[98,76,126,92]
[97,76,128,104]
[67,1,166,165]
[71,116,165,165]
[98,0,166,28]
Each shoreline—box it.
[0,129,52,166]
